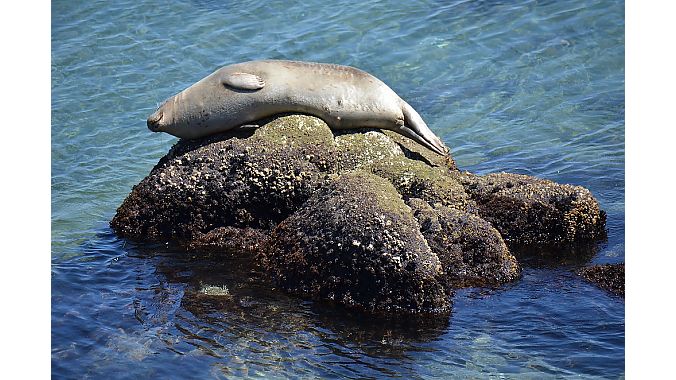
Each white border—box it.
[1,2,51,377]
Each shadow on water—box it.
[509,238,607,269]
[154,248,452,356]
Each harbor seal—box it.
[147,60,448,155]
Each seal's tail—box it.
[400,101,448,156]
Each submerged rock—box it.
[111,115,607,313]
[578,264,625,297]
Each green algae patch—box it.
[334,129,471,211]
[348,170,414,220]
[370,158,472,212]
[335,130,405,170]
[251,114,336,151]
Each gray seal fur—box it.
[147,60,447,155]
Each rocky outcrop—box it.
[111,115,607,313]
[578,264,625,297]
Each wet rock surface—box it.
[111,115,608,313]
[578,264,625,297]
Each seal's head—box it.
[146,69,250,139]
[146,93,208,139]
[147,97,175,134]
[147,107,164,132]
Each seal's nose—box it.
[147,110,163,132]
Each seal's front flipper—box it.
[401,100,448,156]
[222,72,266,91]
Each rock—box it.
[457,172,607,247]
[370,158,471,211]
[380,130,458,171]
[335,129,469,211]
[408,198,521,287]
[577,264,624,297]
[334,129,405,170]
[111,114,607,313]
[262,171,451,313]
[111,115,339,242]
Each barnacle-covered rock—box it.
[262,171,451,313]
[408,198,520,288]
[578,264,624,297]
[111,115,338,241]
[111,115,607,313]
[457,172,606,246]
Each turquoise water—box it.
[52,0,624,378]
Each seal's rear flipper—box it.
[222,72,266,91]
[397,125,447,157]
[401,101,448,156]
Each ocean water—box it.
[52,0,624,378]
